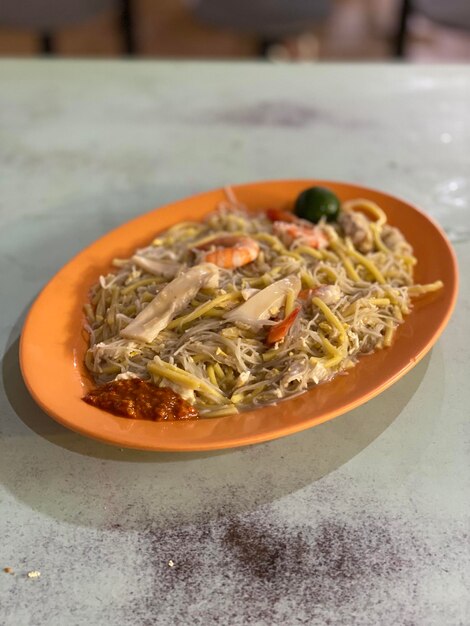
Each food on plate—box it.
[83,378,198,420]
[82,186,443,420]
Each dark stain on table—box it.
[120,508,439,624]
[192,100,370,130]
[223,518,307,580]
[213,101,323,128]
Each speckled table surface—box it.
[0,61,469,625]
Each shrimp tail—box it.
[266,307,301,345]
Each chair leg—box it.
[394,0,412,58]
[120,0,136,55]
[40,32,54,54]
[258,38,279,57]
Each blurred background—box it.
[0,0,470,61]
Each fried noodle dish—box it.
[83,186,442,420]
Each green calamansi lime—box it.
[294,186,341,223]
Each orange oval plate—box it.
[20,180,458,451]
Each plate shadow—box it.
[1,316,437,531]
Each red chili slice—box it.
[265,208,299,223]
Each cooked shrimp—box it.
[196,235,260,269]
[273,221,328,249]
[266,306,301,345]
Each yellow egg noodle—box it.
[84,191,442,417]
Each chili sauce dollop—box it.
[83,378,199,421]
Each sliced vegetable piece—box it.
[120,263,219,343]
[224,275,301,325]
[266,307,301,345]
[148,356,225,402]
[132,255,180,278]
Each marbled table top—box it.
[0,61,469,625]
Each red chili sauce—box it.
[83,378,199,421]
